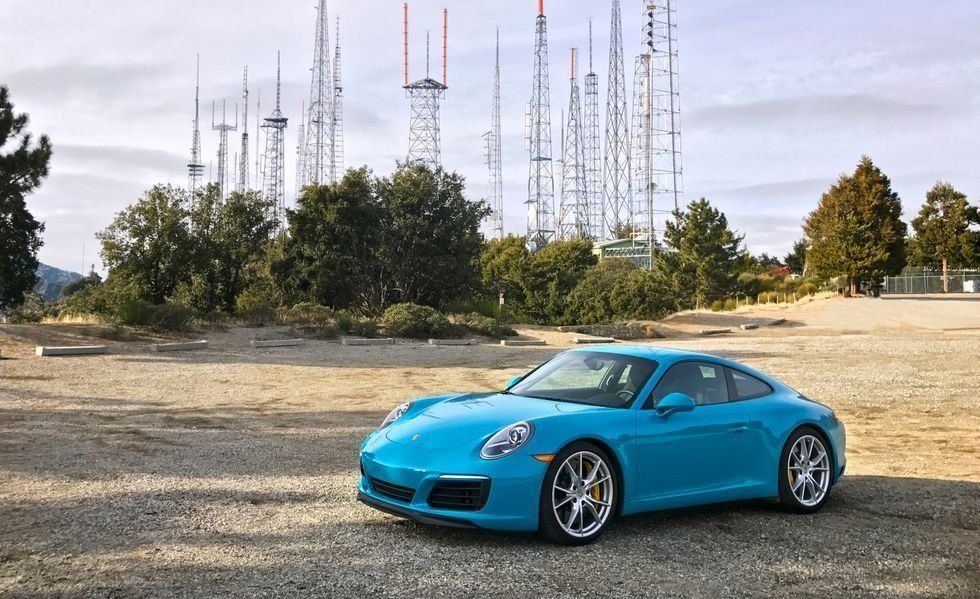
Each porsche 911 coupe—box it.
[357,346,846,545]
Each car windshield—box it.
[508,351,658,408]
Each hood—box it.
[384,392,595,450]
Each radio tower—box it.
[238,66,249,192]
[559,48,587,240]
[303,0,334,187]
[212,99,238,201]
[254,90,261,190]
[603,0,630,239]
[295,102,306,199]
[262,53,288,230]
[631,2,655,264]
[484,28,503,240]
[332,16,344,182]
[583,21,602,241]
[653,0,684,216]
[403,4,448,169]
[525,0,555,251]
[187,55,205,201]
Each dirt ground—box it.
[1,295,978,597]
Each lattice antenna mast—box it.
[403,4,448,169]
[630,2,656,260]
[332,16,344,182]
[603,0,631,239]
[187,55,205,201]
[261,52,288,232]
[559,48,587,240]
[583,21,602,240]
[211,98,238,201]
[254,90,261,190]
[295,102,307,199]
[484,28,504,239]
[238,66,250,192]
[526,0,555,250]
[653,0,684,215]
[304,0,334,186]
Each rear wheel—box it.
[778,427,833,513]
[538,442,617,545]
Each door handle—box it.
[729,424,748,434]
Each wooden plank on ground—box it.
[428,339,477,346]
[250,339,305,348]
[572,337,617,344]
[36,345,107,357]
[152,340,208,352]
[342,337,394,346]
[699,328,732,336]
[499,339,547,347]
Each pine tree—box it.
[784,238,808,276]
[803,156,906,296]
[0,86,52,310]
[909,182,978,292]
[655,198,746,310]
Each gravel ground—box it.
[1,305,978,597]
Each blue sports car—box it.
[357,346,846,545]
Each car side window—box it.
[650,362,729,407]
[728,369,773,400]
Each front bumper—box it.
[358,432,547,532]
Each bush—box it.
[5,293,49,323]
[278,302,334,327]
[349,317,380,338]
[797,282,817,296]
[333,310,355,334]
[383,303,452,338]
[114,300,193,331]
[710,300,724,312]
[449,312,517,339]
[236,283,280,326]
[723,298,737,311]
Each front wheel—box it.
[778,427,833,513]
[538,442,617,545]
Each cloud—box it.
[707,177,831,201]
[53,144,185,178]
[688,93,945,129]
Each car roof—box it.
[564,344,783,388]
[566,344,751,369]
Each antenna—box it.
[442,8,448,86]
[239,66,250,192]
[302,0,336,186]
[403,3,448,168]
[485,26,503,239]
[403,3,409,86]
[262,51,289,232]
[526,0,555,250]
[583,20,602,240]
[187,54,205,202]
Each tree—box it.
[273,167,383,310]
[60,267,102,298]
[784,238,808,275]
[566,258,672,324]
[187,185,275,312]
[97,185,194,304]
[0,86,52,310]
[479,235,531,313]
[374,163,489,309]
[909,182,978,292]
[520,239,597,324]
[803,156,906,296]
[655,198,746,310]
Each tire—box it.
[538,442,618,545]
[778,426,833,513]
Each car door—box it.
[633,361,753,503]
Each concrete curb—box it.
[36,345,107,357]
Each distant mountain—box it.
[35,263,82,301]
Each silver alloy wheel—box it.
[552,451,614,538]
[787,434,831,507]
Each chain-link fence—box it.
[882,269,980,294]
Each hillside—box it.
[35,263,82,301]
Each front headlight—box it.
[379,401,412,429]
[480,421,534,459]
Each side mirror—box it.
[655,392,696,417]
[505,376,522,390]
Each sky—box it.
[3,0,979,274]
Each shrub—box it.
[349,317,380,338]
[723,298,737,311]
[236,283,280,326]
[5,293,48,323]
[449,312,517,339]
[383,303,452,338]
[146,303,194,331]
[333,310,355,334]
[710,300,724,312]
[115,299,155,326]
[797,282,817,296]
[278,302,334,327]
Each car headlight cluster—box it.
[480,421,534,459]
[379,401,412,429]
